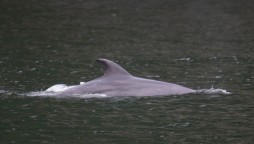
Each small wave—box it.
[45,84,76,92]
[24,82,110,98]
[25,91,56,97]
[25,83,81,97]
[196,88,231,95]
[45,82,86,93]
[25,91,109,98]
[0,90,7,94]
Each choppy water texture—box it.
[0,0,254,143]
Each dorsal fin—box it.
[96,58,132,77]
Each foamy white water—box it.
[45,84,77,92]
[0,90,7,94]
[25,82,110,98]
[196,88,231,95]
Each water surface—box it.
[1,0,254,143]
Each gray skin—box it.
[55,58,195,97]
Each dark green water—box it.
[1,0,253,143]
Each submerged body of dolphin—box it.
[55,59,195,97]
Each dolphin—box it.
[55,58,195,97]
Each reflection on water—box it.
[0,0,254,143]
